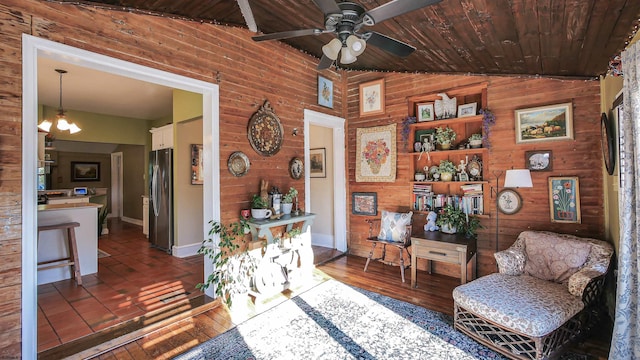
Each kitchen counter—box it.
[37,203,100,284]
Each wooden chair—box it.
[363,215,412,283]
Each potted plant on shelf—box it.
[281,187,298,215]
[435,126,456,150]
[44,133,55,148]
[196,219,257,308]
[438,160,456,182]
[468,133,483,148]
[251,194,271,219]
[436,204,466,234]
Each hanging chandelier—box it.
[38,69,81,134]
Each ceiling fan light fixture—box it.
[340,47,357,64]
[68,123,82,134]
[56,118,70,131]
[346,35,366,56]
[38,119,52,132]
[322,38,342,60]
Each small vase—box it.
[439,141,451,150]
[282,203,293,215]
[440,172,453,182]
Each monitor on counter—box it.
[73,187,88,196]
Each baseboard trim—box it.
[172,243,201,258]
[312,233,334,248]
[121,216,142,226]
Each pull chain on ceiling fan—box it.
[252,0,442,70]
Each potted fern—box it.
[436,204,466,234]
[435,126,456,150]
[196,219,257,308]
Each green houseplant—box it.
[468,133,483,148]
[196,219,257,308]
[435,126,456,150]
[281,187,298,215]
[251,194,271,219]
[436,204,466,234]
[438,160,456,182]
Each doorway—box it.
[22,35,221,358]
[304,110,347,253]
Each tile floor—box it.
[37,219,203,352]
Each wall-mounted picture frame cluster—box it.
[71,161,100,181]
[515,102,574,144]
[352,192,377,216]
[359,79,385,116]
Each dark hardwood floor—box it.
[38,220,611,359]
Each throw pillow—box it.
[378,210,413,242]
[494,248,526,275]
[523,232,592,283]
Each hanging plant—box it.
[401,116,417,149]
[479,108,496,149]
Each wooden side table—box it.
[410,230,477,288]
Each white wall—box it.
[310,124,334,248]
[174,118,204,256]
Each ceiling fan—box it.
[252,0,442,70]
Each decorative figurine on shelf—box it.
[424,211,439,231]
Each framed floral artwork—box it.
[352,192,377,216]
[548,176,581,223]
[356,123,396,182]
[515,102,573,143]
[317,75,333,108]
[359,78,385,116]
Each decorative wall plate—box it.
[227,151,250,177]
[497,189,523,215]
[247,100,283,157]
[289,157,304,179]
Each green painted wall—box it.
[41,106,150,145]
[173,89,202,123]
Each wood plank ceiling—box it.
[60,0,640,78]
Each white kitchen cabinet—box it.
[150,124,173,150]
[142,195,149,238]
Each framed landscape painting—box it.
[309,148,326,178]
[71,162,100,181]
[515,102,573,143]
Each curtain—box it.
[610,41,640,359]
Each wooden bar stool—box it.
[37,222,82,286]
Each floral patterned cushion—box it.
[523,232,592,283]
[378,210,413,242]
[453,273,584,337]
[494,248,526,275]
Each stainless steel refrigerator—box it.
[149,148,173,253]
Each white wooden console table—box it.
[246,213,316,298]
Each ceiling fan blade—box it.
[252,28,326,42]
[236,0,257,32]
[363,32,416,57]
[312,0,341,15]
[364,0,442,25]
[317,54,334,70]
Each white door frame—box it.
[110,152,124,218]
[22,35,220,358]
[304,109,347,252]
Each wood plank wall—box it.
[346,72,602,278]
[0,0,343,355]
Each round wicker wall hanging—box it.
[247,100,283,157]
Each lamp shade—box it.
[346,35,366,56]
[504,169,533,188]
[322,38,342,61]
[340,47,357,64]
[38,119,52,132]
[68,123,82,134]
[56,118,70,131]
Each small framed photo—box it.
[191,144,203,185]
[309,148,326,178]
[548,176,581,223]
[359,79,385,116]
[525,150,553,171]
[457,102,477,118]
[71,161,100,181]
[515,102,573,143]
[352,192,377,216]
[318,75,333,108]
[416,102,435,122]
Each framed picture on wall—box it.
[309,148,326,178]
[71,162,100,181]
[548,176,581,223]
[525,150,553,171]
[318,75,333,108]
[191,144,204,185]
[352,192,377,216]
[359,78,385,116]
[515,102,574,143]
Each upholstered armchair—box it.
[452,231,613,360]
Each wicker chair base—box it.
[454,303,586,360]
